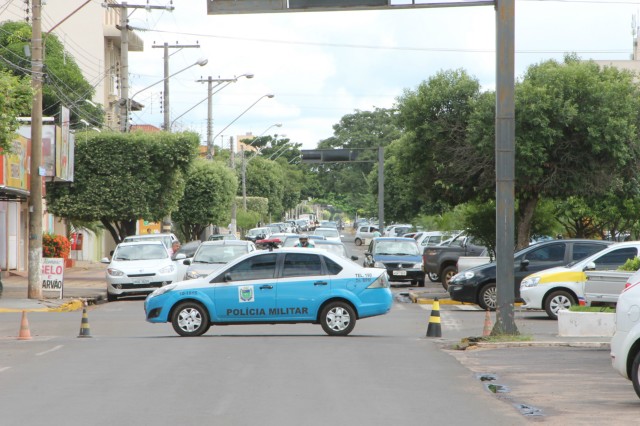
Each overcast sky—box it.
[122,0,639,149]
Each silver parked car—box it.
[184,240,256,280]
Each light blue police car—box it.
[144,248,393,336]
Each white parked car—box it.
[313,227,342,242]
[122,232,179,254]
[520,241,639,319]
[354,224,377,246]
[611,274,640,399]
[102,241,183,302]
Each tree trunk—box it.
[516,195,539,250]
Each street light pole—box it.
[213,94,275,142]
[213,94,275,236]
[28,0,44,299]
[195,74,254,158]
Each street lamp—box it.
[169,73,254,133]
[197,74,254,157]
[213,94,275,143]
[241,123,283,154]
[126,57,208,132]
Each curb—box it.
[472,341,611,349]
[0,298,94,313]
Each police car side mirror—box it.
[183,259,191,265]
[520,259,530,271]
[224,273,232,282]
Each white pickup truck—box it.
[456,254,491,272]
[583,270,635,307]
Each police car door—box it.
[213,253,278,322]
[275,252,329,321]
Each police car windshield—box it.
[193,245,247,264]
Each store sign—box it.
[42,258,64,298]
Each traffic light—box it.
[301,149,359,163]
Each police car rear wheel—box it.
[320,301,356,336]
[172,302,211,337]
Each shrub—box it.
[42,233,71,258]
[619,257,640,272]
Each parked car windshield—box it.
[114,244,168,261]
[193,245,248,264]
[123,235,172,249]
[314,228,339,238]
[248,228,268,236]
[374,241,420,256]
[315,242,349,258]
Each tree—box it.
[172,159,237,241]
[467,56,640,248]
[394,69,483,213]
[46,131,199,243]
[0,70,32,152]
[0,21,103,127]
[244,157,286,218]
[315,108,400,216]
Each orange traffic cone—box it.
[426,297,442,337]
[78,307,92,338]
[17,310,32,340]
[483,310,493,337]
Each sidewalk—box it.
[0,260,107,312]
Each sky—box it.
[18,0,640,149]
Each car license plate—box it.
[132,278,150,284]
[393,270,407,276]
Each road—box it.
[0,301,521,426]
[0,232,637,424]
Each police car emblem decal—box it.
[239,285,254,303]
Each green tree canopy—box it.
[244,157,286,218]
[172,159,238,241]
[0,69,32,151]
[0,21,103,128]
[45,131,199,243]
[467,56,640,247]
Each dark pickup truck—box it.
[422,233,487,290]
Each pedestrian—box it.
[372,228,381,238]
[171,240,181,256]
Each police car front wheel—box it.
[172,302,211,337]
[320,301,356,336]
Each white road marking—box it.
[36,345,63,356]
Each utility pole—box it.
[152,42,200,131]
[242,146,247,210]
[230,136,237,236]
[28,0,43,299]
[196,75,254,158]
[105,2,174,132]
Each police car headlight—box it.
[521,277,540,288]
[149,284,177,298]
[107,268,124,277]
[412,262,423,269]
[374,261,385,268]
[158,264,176,274]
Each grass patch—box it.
[451,334,533,350]
[568,306,615,313]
